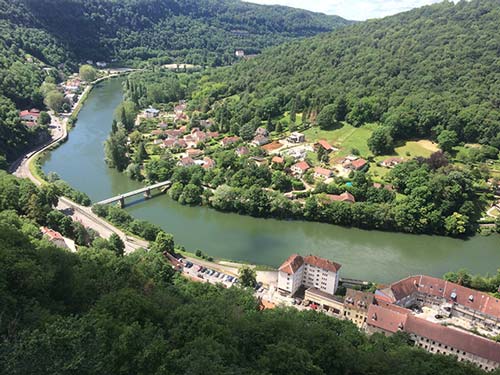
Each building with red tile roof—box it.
[20,108,41,122]
[40,227,68,249]
[271,156,284,164]
[325,191,355,204]
[220,136,240,147]
[291,161,310,176]
[313,166,333,179]
[315,139,334,152]
[278,254,341,297]
[350,158,368,171]
[366,303,409,335]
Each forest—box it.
[190,0,500,150]
[1,0,350,66]
[0,171,495,374]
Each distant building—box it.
[291,161,310,176]
[313,166,333,179]
[315,140,335,152]
[235,146,250,157]
[177,156,195,167]
[235,50,245,58]
[144,107,160,118]
[287,132,305,143]
[343,289,375,329]
[251,134,270,146]
[255,127,268,137]
[277,254,341,296]
[40,227,69,249]
[271,156,284,165]
[325,191,355,204]
[381,157,403,168]
[20,108,41,122]
[220,136,241,147]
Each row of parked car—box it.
[182,260,239,284]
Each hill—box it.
[1,0,351,66]
[191,0,500,149]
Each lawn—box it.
[374,140,439,163]
[303,122,378,158]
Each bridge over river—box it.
[96,180,171,207]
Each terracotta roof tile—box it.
[278,254,304,274]
[304,255,341,273]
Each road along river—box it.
[41,77,500,283]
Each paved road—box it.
[8,77,148,253]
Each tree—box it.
[239,123,255,141]
[437,130,459,153]
[37,111,51,126]
[151,232,174,253]
[316,104,338,130]
[79,64,97,82]
[368,126,394,155]
[444,268,472,287]
[238,266,256,287]
[109,233,125,257]
[104,128,129,171]
[44,90,65,112]
[444,212,469,237]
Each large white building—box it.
[277,254,341,296]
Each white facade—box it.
[277,255,340,296]
[302,263,339,296]
[277,267,304,295]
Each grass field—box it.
[303,123,377,157]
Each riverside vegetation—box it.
[0,170,498,375]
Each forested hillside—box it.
[0,173,492,374]
[191,0,500,148]
[1,0,350,66]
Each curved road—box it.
[9,77,148,254]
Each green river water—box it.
[41,77,500,283]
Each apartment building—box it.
[277,254,341,296]
[343,289,375,329]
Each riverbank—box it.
[40,76,500,284]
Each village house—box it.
[144,107,160,118]
[271,156,284,165]
[313,166,333,179]
[235,146,249,157]
[202,157,215,169]
[235,49,245,58]
[186,149,203,159]
[291,161,310,176]
[250,156,268,167]
[20,108,41,122]
[305,288,345,318]
[199,119,213,129]
[174,102,187,114]
[381,157,403,168]
[177,156,195,167]
[255,127,268,137]
[315,140,336,153]
[343,158,368,172]
[40,227,69,250]
[287,132,305,143]
[220,136,241,147]
[251,134,270,146]
[161,139,187,149]
[325,191,356,204]
[278,254,342,296]
[165,129,183,138]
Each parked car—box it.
[214,272,220,277]
[185,262,193,268]
[254,282,263,290]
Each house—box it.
[186,149,203,159]
[235,49,245,58]
[235,146,249,157]
[20,109,41,122]
[199,119,213,129]
[291,161,310,176]
[220,136,240,147]
[202,157,215,169]
[177,156,195,167]
[251,135,270,146]
[271,156,284,165]
[40,227,69,249]
[315,140,335,152]
[343,289,375,329]
[165,129,183,139]
[287,132,305,143]
[144,107,160,118]
[305,288,345,318]
[325,191,355,204]
[250,156,268,167]
[313,166,333,179]
[344,158,368,171]
[174,103,187,114]
[277,254,341,296]
[161,139,187,149]
[381,157,403,168]
[255,127,268,137]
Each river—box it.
[41,77,500,283]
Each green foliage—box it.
[191,0,500,149]
[316,103,339,130]
[43,90,65,112]
[79,64,97,82]
[104,126,129,171]
[368,126,394,155]
[238,266,257,288]
[37,111,50,125]
[438,130,459,153]
[5,0,350,66]
[0,210,490,375]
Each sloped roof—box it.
[304,255,342,273]
[278,254,304,274]
[367,303,409,333]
